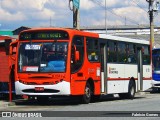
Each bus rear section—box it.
[152,48,160,91]
[0,38,13,97]
[99,35,152,99]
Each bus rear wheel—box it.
[127,80,135,99]
[119,80,135,99]
[81,83,92,104]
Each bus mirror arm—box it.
[9,45,17,61]
[73,45,79,62]
[75,51,80,62]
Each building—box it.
[9,25,160,48]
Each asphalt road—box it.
[0,91,160,120]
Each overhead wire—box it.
[130,0,149,23]
[131,0,148,13]
[90,0,140,25]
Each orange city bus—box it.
[9,28,152,103]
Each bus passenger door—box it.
[100,43,107,93]
[137,47,143,91]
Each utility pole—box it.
[147,0,155,47]
[146,0,159,47]
[69,0,80,29]
[73,6,80,29]
[105,0,107,34]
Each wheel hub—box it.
[85,87,91,98]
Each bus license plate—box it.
[35,87,44,91]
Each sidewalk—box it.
[0,100,9,109]
[0,101,16,110]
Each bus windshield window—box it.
[18,42,68,73]
[153,55,160,71]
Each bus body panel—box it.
[70,59,101,95]
[143,65,152,78]
[142,65,152,91]
[107,64,125,79]
[124,64,137,79]
[107,64,138,94]
[143,80,152,91]
[107,81,129,94]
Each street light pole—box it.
[146,0,160,48]
[69,0,80,30]
[149,0,155,47]
[73,6,80,29]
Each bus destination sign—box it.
[19,30,69,40]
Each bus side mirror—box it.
[9,46,16,61]
[75,51,80,62]
[9,41,17,61]
[10,46,17,55]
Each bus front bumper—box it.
[15,81,70,96]
[151,80,160,88]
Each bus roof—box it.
[0,35,13,40]
[99,34,149,45]
[19,27,99,38]
[19,28,149,45]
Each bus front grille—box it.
[22,89,60,93]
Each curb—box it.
[0,101,15,109]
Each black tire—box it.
[91,95,100,102]
[81,83,92,104]
[127,80,136,99]
[119,93,127,99]
[151,87,160,93]
[119,80,135,99]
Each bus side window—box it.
[142,45,150,65]
[86,38,99,62]
[127,44,137,64]
[117,42,127,63]
[108,41,117,63]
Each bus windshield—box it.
[153,55,160,71]
[18,42,68,73]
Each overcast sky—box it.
[0,0,159,30]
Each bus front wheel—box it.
[81,83,92,104]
